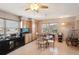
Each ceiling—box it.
[0,3,79,20]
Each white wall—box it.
[38,17,76,40]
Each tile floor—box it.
[7,40,79,55]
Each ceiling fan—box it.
[25,3,48,12]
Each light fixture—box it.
[30,3,39,12]
[61,23,65,26]
[25,3,48,13]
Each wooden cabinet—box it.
[21,20,32,33]
[25,33,32,44]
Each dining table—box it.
[37,34,55,48]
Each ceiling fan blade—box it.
[25,8,30,11]
[40,5,48,9]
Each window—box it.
[41,23,58,33]
[49,23,58,33]
[6,20,19,36]
[0,19,4,39]
[0,18,20,39]
[41,24,49,33]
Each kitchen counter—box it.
[0,36,25,55]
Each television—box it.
[21,28,29,33]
